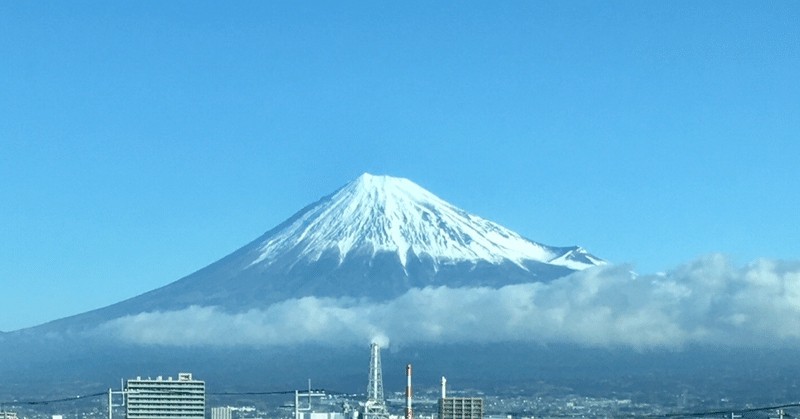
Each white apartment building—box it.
[125,372,205,419]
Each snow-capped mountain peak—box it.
[249,173,603,270]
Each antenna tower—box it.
[363,343,390,419]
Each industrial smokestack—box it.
[441,376,446,399]
[405,364,412,419]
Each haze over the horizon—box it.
[2,2,798,332]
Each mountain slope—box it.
[32,173,604,331]
[247,173,599,268]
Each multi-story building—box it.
[125,372,205,419]
[1,411,18,419]
[438,377,482,419]
[438,397,483,419]
[210,407,232,419]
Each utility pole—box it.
[293,379,325,419]
[770,409,787,419]
[107,387,126,419]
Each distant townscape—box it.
[2,344,799,419]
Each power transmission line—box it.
[0,389,342,407]
[209,389,344,396]
[0,392,107,406]
[3,390,799,419]
[619,403,800,418]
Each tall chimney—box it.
[405,364,412,419]
[441,376,446,399]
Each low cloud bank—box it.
[98,254,800,348]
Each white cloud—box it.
[97,253,800,349]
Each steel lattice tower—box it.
[363,343,390,419]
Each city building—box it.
[299,413,349,419]
[1,412,18,419]
[438,377,482,419]
[438,398,482,419]
[125,372,205,419]
[211,407,232,419]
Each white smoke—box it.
[371,334,390,348]
[97,253,800,348]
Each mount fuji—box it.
[34,173,604,332]
[4,174,798,404]
[1,172,613,397]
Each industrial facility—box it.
[362,343,390,419]
[108,347,479,419]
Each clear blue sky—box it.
[1,1,798,332]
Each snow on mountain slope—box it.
[249,173,604,270]
[7,172,606,335]
[548,246,607,270]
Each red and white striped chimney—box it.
[405,364,413,419]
